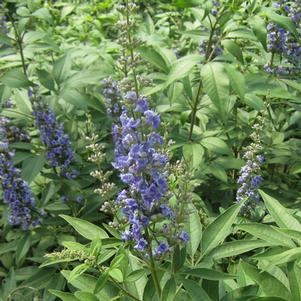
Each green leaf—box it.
[74,292,99,301]
[32,8,52,23]
[126,269,146,282]
[224,65,245,100]
[15,234,31,266]
[53,54,72,84]
[60,89,88,109]
[14,89,32,114]
[243,93,265,111]
[259,190,301,231]
[288,262,301,301]
[21,154,46,183]
[109,268,123,282]
[139,46,169,73]
[125,253,147,300]
[94,272,109,294]
[65,71,105,88]
[173,0,203,7]
[61,270,118,300]
[263,8,298,37]
[182,279,212,301]
[0,241,17,256]
[162,277,176,301]
[49,289,78,301]
[201,62,230,117]
[201,137,232,155]
[182,268,236,280]
[1,69,31,88]
[258,247,301,266]
[241,261,291,300]
[222,40,244,63]
[166,55,202,86]
[237,223,295,247]
[172,246,186,273]
[208,239,269,259]
[201,203,242,255]
[143,277,158,301]
[250,16,267,50]
[277,228,301,244]
[59,215,108,240]
[69,264,89,282]
[185,204,202,256]
[182,143,204,169]
[37,70,55,90]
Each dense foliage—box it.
[1,0,301,300]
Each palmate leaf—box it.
[1,69,32,88]
[74,292,99,301]
[61,271,118,300]
[288,262,301,301]
[259,190,301,231]
[124,253,147,300]
[201,202,242,255]
[138,46,170,73]
[207,239,270,259]
[241,261,291,300]
[182,268,236,280]
[182,143,205,169]
[165,54,202,87]
[182,279,212,301]
[185,204,202,256]
[59,215,108,241]
[256,247,301,266]
[201,62,230,119]
[236,223,295,247]
[49,289,77,301]
[162,277,177,301]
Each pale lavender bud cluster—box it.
[102,78,122,116]
[236,122,265,215]
[103,82,189,256]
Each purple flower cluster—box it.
[32,105,78,179]
[0,117,40,229]
[104,82,189,256]
[264,64,301,75]
[2,99,14,109]
[266,2,301,73]
[267,23,301,59]
[212,1,220,16]
[199,38,222,59]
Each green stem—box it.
[10,17,27,77]
[188,80,202,141]
[145,229,161,299]
[125,0,139,97]
[188,9,224,141]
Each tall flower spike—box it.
[0,117,41,228]
[104,83,189,257]
[31,97,78,179]
[236,119,265,216]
